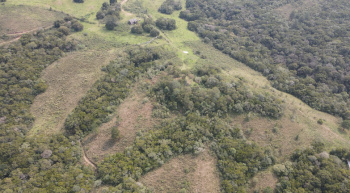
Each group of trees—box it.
[53,16,84,32]
[96,1,121,30]
[156,17,177,30]
[0,22,96,192]
[97,63,280,192]
[274,143,350,192]
[158,0,182,15]
[131,18,160,37]
[180,0,350,120]
[152,64,284,118]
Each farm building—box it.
[128,18,139,25]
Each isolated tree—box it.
[131,25,143,34]
[72,21,84,31]
[111,126,120,141]
[96,11,105,20]
[150,29,160,37]
[73,0,84,3]
[105,15,117,30]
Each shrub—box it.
[71,21,84,32]
[341,120,350,130]
[150,29,160,37]
[73,0,84,3]
[105,16,118,30]
[131,25,143,34]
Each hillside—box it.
[1,0,350,192]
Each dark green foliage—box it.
[158,0,182,15]
[64,47,165,135]
[182,0,350,119]
[73,0,84,3]
[98,113,273,191]
[341,120,350,130]
[152,65,284,118]
[0,26,95,192]
[96,1,121,25]
[0,0,6,2]
[111,126,120,141]
[105,15,118,30]
[71,21,84,31]
[131,25,143,34]
[156,17,176,30]
[275,146,350,193]
[150,29,160,37]
[110,0,116,4]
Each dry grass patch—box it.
[29,49,121,136]
[249,170,278,193]
[139,150,220,193]
[0,5,65,35]
[82,87,157,163]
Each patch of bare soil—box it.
[249,170,278,193]
[82,88,156,163]
[139,150,220,193]
[29,50,121,136]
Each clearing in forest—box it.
[139,150,220,193]
[82,86,157,163]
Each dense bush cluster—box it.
[0,25,95,192]
[64,47,167,135]
[152,65,284,118]
[158,0,182,15]
[181,0,350,119]
[274,144,350,192]
[54,16,84,32]
[97,63,280,192]
[96,1,121,30]
[131,18,160,37]
[98,113,274,192]
[156,17,177,30]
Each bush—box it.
[150,29,160,37]
[73,0,84,3]
[71,21,84,32]
[111,126,120,141]
[341,120,350,130]
[155,17,176,30]
[131,25,143,34]
[105,16,118,30]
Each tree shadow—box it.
[102,138,117,151]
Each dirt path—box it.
[0,25,53,47]
[79,140,97,169]
[121,0,133,16]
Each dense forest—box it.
[180,0,350,120]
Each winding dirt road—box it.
[79,140,97,169]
